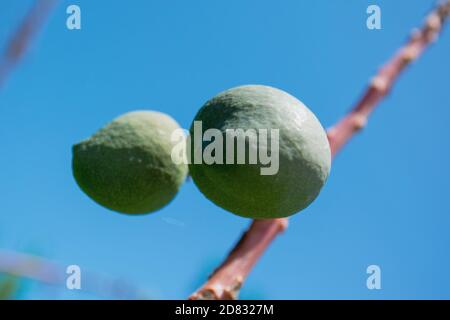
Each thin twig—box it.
[0,249,151,299]
[0,0,57,90]
[190,1,450,300]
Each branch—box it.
[190,1,450,300]
[0,0,57,90]
[327,0,450,156]
[0,249,151,299]
[190,219,288,300]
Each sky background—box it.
[1,0,450,299]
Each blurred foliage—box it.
[0,273,20,300]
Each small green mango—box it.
[189,85,331,219]
[72,111,188,215]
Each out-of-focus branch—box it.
[190,1,450,300]
[0,0,57,90]
[0,249,151,299]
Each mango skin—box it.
[189,85,331,219]
[72,111,188,215]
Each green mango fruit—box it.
[72,111,188,215]
[189,85,331,219]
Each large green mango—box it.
[72,111,188,214]
[189,85,331,219]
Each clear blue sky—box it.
[1,0,450,299]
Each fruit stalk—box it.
[190,0,450,300]
[0,0,57,90]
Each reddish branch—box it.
[327,0,450,156]
[190,1,450,300]
[191,219,289,300]
[0,0,57,90]
[0,249,150,299]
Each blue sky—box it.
[1,0,450,299]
